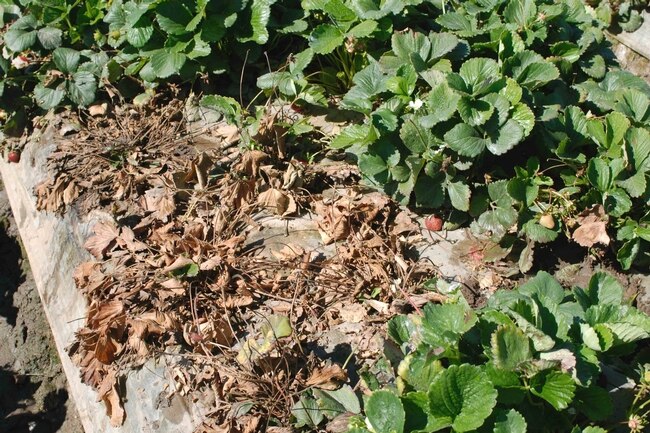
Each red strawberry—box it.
[424,214,443,231]
[7,150,20,163]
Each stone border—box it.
[0,131,204,433]
[609,11,650,61]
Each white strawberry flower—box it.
[408,98,423,111]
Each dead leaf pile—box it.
[35,102,440,431]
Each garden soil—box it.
[0,180,83,433]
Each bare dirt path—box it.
[0,181,83,433]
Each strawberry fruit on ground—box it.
[424,214,443,231]
[7,150,20,163]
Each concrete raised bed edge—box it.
[0,128,204,433]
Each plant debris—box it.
[34,104,440,430]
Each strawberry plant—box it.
[1,0,650,269]
[316,0,650,270]
[588,0,649,32]
[346,272,650,433]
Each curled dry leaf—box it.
[282,160,304,190]
[182,317,234,349]
[35,174,81,213]
[237,150,268,177]
[257,187,296,216]
[313,200,351,244]
[85,300,127,364]
[327,413,355,433]
[215,122,240,146]
[128,311,178,360]
[161,256,196,274]
[305,364,348,390]
[116,226,147,252]
[572,205,610,247]
[365,299,389,315]
[182,152,214,190]
[101,384,125,427]
[96,370,124,426]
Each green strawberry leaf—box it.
[507,51,559,90]
[459,57,500,96]
[4,15,37,52]
[421,303,477,348]
[309,24,345,55]
[458,97,494,127]
[422,82,460,127]
[493,409,527,433]
[67,71,97,107]
[486,118,525,155]
[400,118,434,154]
[626,127,650,172]
[530,370,575,410]
[491,325,533,370]
[429,32,459,59]
[504,0,537,28]
[392,30,431,63]
[34,83,66,110]
[446,178,471,211]
[150,50,187,78]
[428,364,497,432]
[366,390,405,433]
[445,123,489,157]
[574,385,613,421]
[53,47,81,74]
[292,395,323,427]
[37,27,63,50]
[313,385,361,418]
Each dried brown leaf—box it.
[327,413,354,433]
[200,255,222,271]
[315,201,351,244]
[183,152,214,189]
[141,183,176,220]
[572,205,610,247]
[101,385,125,427]
[306,364,348,390]
[241,415,261,433]
[270,244,305,261]
[215,122,240,145]
[63,180,80,205]
[258,188,294,215]
[282,160,304,190]
[365,299,389,315]
[337,303,367,323]
[391,211,418,235]
[84,222,120,259]
[238,150,268,177]
[161,256,196,274]
[117,226,147,252]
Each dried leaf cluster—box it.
[36,106,439,430]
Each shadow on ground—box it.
[0,187,83,433]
